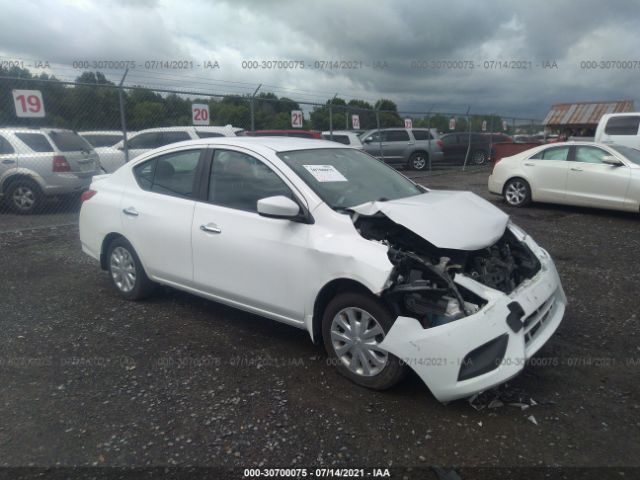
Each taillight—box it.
[52,155,71,172]
[80,189,97,202]
[436,140,444,149]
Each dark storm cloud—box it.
[1,0,638,117]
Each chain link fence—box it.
[0,73,543,229]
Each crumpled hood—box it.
[351,190,509,250]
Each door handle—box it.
[523,162,535,166]
[1,159,15,164]
[200,224,222,234]
[570,167,583,172]
[122,207,139,217]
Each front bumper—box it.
[379,240,566,403]
[487,174,503,195]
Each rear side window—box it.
[384,130,410,142]
[411,130,433,141]
[530,146,570,160]
[573,146,608,164]
[128,132,162,149]
[133,149,202,198]
[15,133,54,152]
[49,131,92,152]
[161,131,191,145]
[323,134,350,145]
[81,134,122,147]
[0,135,14,154]
[196,131,224,138]
[604,116,640,136]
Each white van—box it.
[594,113,640,148]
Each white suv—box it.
[0,128,100,214]
[97,126,244,173]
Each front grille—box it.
[523,293,556,346]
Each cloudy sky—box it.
[1,0,639,118]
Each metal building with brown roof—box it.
[543,100,635,129]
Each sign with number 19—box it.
[13,90,45,118]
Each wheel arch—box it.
[1,172,45,194]
[100,232,127,270]
[311,278,375,344]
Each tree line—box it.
[0,65,512,133]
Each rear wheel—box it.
[471,150,488,165]
[503,178,531,207]
[408,152,428,171]
[106,237,156,300]
[5,179,43,214]
[322,292,407,390]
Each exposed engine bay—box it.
[353,213,541,329]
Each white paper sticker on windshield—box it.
[302,164,348,182]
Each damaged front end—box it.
[354,212,541,327]
[349,193,566,403]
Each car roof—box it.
[0,127,74,134]
[79,130,126,135]
[321,130,358,135]
[132,126,240,134]
[135,136,344,156]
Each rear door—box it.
[564,145,631,209]
[523,145,570,202]
[120,148,204,284]
[598,115,640,148]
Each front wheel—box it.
[408,152,428,171]
[503,178,532,207]
[106,237,156,300]
[322,292,407,390]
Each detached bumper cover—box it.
[379,244,566,403]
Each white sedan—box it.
[489,142,640,212]
[80,137,566,402]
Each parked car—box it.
[595,112,640,149]
[0,128,100,214]
[97,126,243,173]
[512,134,542,144]
[79,130,132,148]
[79,137,565,402]
[440,133,513,165]
[244,129,322,139]
[489,141,640,212]
[360,128,444,170]
[321,130,364,149]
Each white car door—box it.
[120,148,204,284]
[564,145,631,209]
[191,148,311,323]
[524,145,570,202]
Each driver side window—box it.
[208,150,294,212]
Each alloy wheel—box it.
[12,186,36,211]
[505,180,528,206]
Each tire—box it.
[470,150,488,166]
[106,237,156,300]
[408,152,428,171]
[322,292,407,390]
[503,177,532,207]
[4,179,43,214]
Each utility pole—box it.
[118,68,129,162]
[250,83,262,132]
[328,93,337,139]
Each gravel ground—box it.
[0,170,639,476]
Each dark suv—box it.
[440,133,512,165]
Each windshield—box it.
[277,148,422,209]
[610,145,640,165]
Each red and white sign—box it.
[449,118,456,130]
[502,120,508,131]
[404,118,413,129]
[192,104,210,125]
[351,114,360,130]
[12,90,45,118]
[291,110,303,128]
[481,120,487,132]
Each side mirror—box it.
[602,155,623,166]
[257,195,300,219]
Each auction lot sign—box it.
[192,104,210,125]
[12,89,45,118]
[351,114,360,129]
[291,110,303,128]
